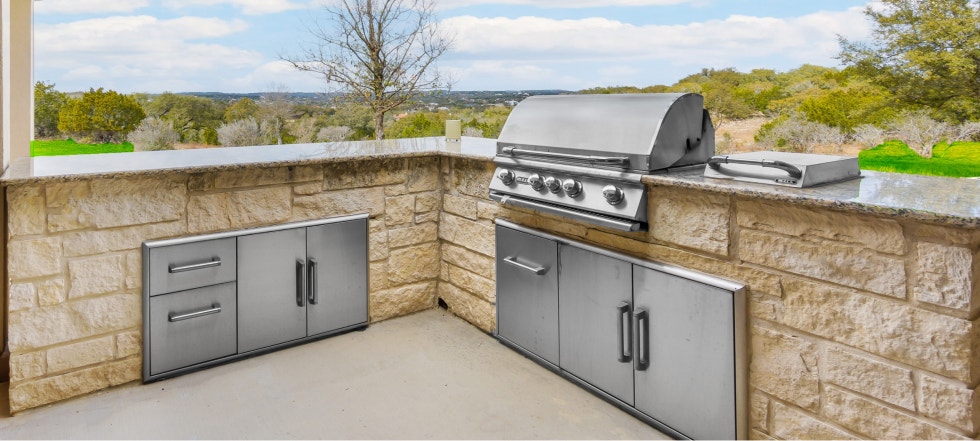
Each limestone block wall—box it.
[438,157,980,439]
[5,152,979,439]
[4,156,443,412]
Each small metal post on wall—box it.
[446,119,461,152]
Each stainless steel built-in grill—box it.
[488,93,715,232]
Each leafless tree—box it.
[888,110,951,158]
[260,83,295,145]
[954,121,980,142]
[290,116,321,143]
[852,124,886,149]
[283,0,453,140]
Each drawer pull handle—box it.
[503,256,547,275]
[168,303,222,322]
[169,258,221,273]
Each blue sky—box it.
[33,0,875,93]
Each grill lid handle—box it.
[501,146,630,168]
[707,155,803,179]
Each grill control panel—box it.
[489,166,648,226]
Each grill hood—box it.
[496,93,714,173]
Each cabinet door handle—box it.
[169,258,221,273]
[307,258,318,305]
[296,259,306,307]
[503,256,547,275]
[617,302,633,363]
[634,309,650,371]
[169,303,222,322]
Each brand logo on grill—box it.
[516,176,530,185]
[775,178,798,185]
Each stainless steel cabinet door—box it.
[558,244,634,405]
[633,266,736,440]
[495,225,559,365]
[237,228,308,353]
[306,219,368,336]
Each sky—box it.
[33,0,877,93]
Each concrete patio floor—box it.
[0,309,670,439]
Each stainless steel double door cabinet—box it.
[238,219,368,353]
[143,215,368,382]
[495,221,745,440]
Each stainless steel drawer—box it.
[149,282,237,376]
[148,237,236,296]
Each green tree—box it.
[798,76,899,132]
[144,93,224,144]
[839,0,980,122]
[384,111,449,138]
[224,97,260,122]
[35,81,69,138]
[57,88,146,143]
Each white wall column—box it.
[2,0,32,167]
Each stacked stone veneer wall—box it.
[5,154,980,439]
[4,157,442,413]
[438,158,980,439]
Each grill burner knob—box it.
[562,179,583,197]
[544,176,561,193]
[528,174,545,191]
[602,185,625,205]
[497,169,516,185]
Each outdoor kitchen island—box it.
[2,136,979,439]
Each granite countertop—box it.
[3,137,977,227]
[646,168,980,228]
[0,136,498,184]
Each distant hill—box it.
[174,89,571,108]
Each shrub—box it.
[317,126,352,142]
[129,117,179,151]
[756,112,845,153]
[217,118,266,147]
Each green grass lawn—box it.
[858,140,980,178]
[31,139,134,157]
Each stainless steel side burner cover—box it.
[489,93,715,232]
[704,151,861,188]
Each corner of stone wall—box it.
[435,157,497,333]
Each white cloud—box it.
[161,0,313,15]
[437,0,699,9]
[443,6,870,66]
[226,61,327,92]
[35,0,151,15]
[35,15,263,92]
[444,60,586,90]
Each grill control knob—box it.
[528,174,545,191]
[602,185,625,205]
[544,176,561,193]
[562,179,583,197]
[497,169,516,185]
